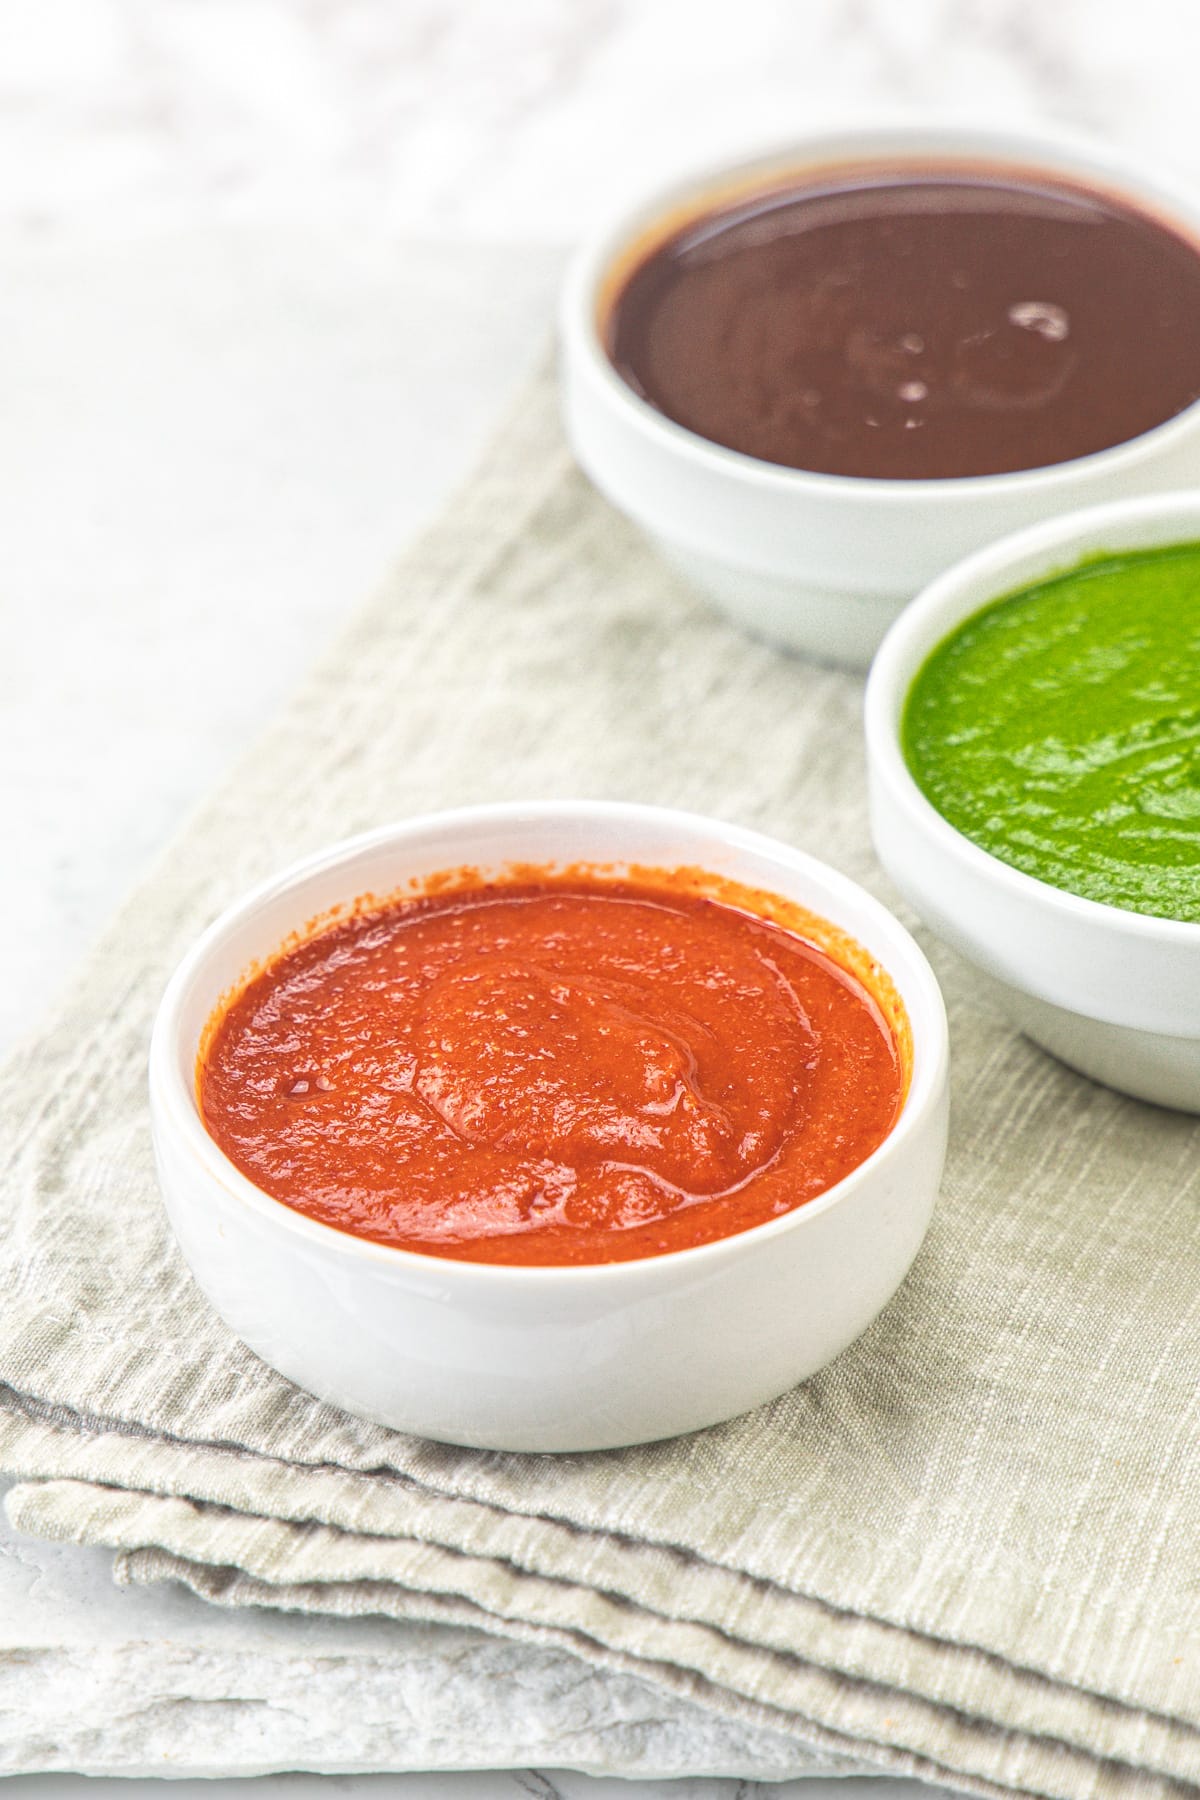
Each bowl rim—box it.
[149,799,949,1286]
[561,118,1200,503]
[864,489,1200,946]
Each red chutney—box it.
[198,872,907,1266]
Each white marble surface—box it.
[8,0,1200,1790]
[0,229,561,1052]
[6,0,1200,245]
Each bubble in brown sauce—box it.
[604,162,1200,480]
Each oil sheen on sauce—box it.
[199,874,906,1266]
[903,543,1200,922]
[606,161,1200,480]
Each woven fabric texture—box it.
[4,369,1200,1800]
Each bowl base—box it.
[662,546,900,671]
[990,979,1200,1113]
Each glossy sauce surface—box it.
[199,876,905,1265]
[904,544,1200,921]
[607,162,1200,479]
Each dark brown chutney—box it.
[605,161,1200,480]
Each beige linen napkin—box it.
[4,365,1200,1800]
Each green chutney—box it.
[903,543,1200,923]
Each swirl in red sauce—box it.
[198,872,906,1265]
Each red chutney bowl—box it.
[148,801,949,1452]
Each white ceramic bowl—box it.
[866,492,1200,1113]
[149,801,949,1452]
[561,124,1200,670]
